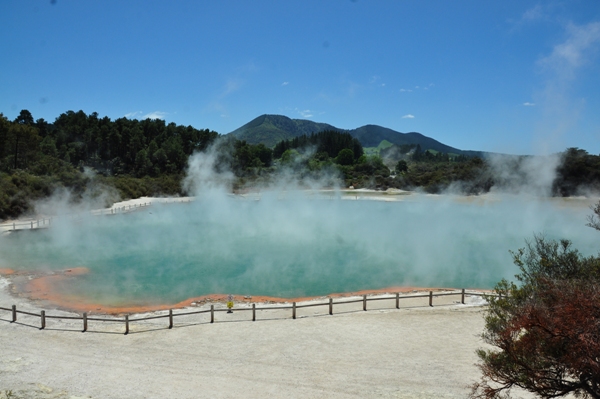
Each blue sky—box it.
[1,1,599,155]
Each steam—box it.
[533,21,600,153]
[486,153,562,196]
[182,145,234,196]
[32,168,120,217]
[0,144,598,307]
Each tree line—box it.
[1,109,219,177]
[2,109,600,220]
[273,130,363,161]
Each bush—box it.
[471,233,600,399]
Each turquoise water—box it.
[1,195,598,306]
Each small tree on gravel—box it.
[470,206,600,399]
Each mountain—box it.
[227,114,340,147]
[227,114,485,157]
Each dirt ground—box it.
[0,277,493,399]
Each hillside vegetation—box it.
[228,114,485,157]
[1,109,600,220]
[228,114,339,147]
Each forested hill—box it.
[1,110,218,177]
[227,114,485,157]
[227,114,340,147]
[0,109,221,219]
[349,125,485,158]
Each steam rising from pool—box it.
[0,149,598,307]
[1,193,597,307]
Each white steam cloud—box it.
[486,153,562,197]
[33,168,120,218]
[533,21,600,153]
[1,144,598,307]
[183,145,234,196]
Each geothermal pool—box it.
[0,193,598,307]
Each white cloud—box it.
[208,63,259,117]
[124,111,143,119]
[402,114,415,119]
[223,79,242,97]
[346,82,360,98]
[527,21,600,154]
[299,109,313,118]
[281,81,289,86]
[125,111,168,120]
[368,75,386,87]
[508,4,551,31]
[399,88,413,92]
[522,5,544,22]
[205,77,244,118]
[539,21,600,79]
[523,102,535,106]
[143,111,167,120]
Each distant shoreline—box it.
[1,190,598,226]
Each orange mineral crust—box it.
[0,268,15,275]
[20,269,461,315]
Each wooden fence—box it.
[0,289,492,335]
[0,198,194,233]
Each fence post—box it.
[83,312,88,332]
[461,288,465,304]
[252,303,256,321]
[329,297,333,315]
[292,302,296,319]
[363,295,367,311]
[11,305,16,322]
[124,315,129,335]
[396,293,400,309]
[210,305,214,323]
[31,221,33,229]
[169,309,173,329]
[37,220,39,228]
[429,291,433,307]
[40,310,46,329]
[12,222,15,231]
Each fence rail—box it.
[0,198,194,233]
[0,289,494,335]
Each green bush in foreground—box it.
[471,219,600,399]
